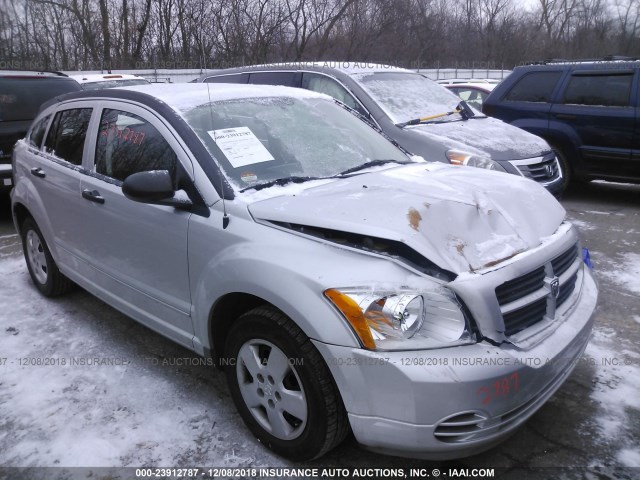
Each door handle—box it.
[554,113,576,120]
[30,167,46,178]
[82,189,105,204]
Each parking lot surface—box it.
[0,181,638,479]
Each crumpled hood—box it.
[408,116,551,161]
[247,164,565,274]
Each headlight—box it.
[446,149,506,172]
[324,287,475,351]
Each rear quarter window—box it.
[504,71,562,103]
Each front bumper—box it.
[0,163,12,191]
[313,268,597,459]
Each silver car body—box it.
[11,84,597,459]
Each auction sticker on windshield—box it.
[209,127,274,168]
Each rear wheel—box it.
[21,218,73,297]
[225,306,348,460]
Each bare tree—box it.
[0,0,637,71]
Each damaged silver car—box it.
[11,84,598,460]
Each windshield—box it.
[81,79,150,90]
[182,96,408,190]
[353,72,469,124]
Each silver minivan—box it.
[11,84,597,460]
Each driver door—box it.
[77,103,195,347]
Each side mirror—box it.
[122,170,193,208]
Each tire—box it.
[20,217,74,297]
[550,144,572,191]
[225,306,349,460]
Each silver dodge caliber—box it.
[11,84,598,460]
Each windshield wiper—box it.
[396,101,475,128]
[335,159,410,176]
[240,175,321,192]
[240,160,411,191]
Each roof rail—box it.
[0,69,69,77]
[525,55,639,65]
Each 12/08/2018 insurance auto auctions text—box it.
[133,467,496,478]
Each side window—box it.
[204,74,248,84]
[563,73,633,107]
[301,73,368,117]
[28,115,51,148]
[450,88,486,109]
[248,72,297,87]
[504,71,562,103]
[95,109,177,183]
[43,108,92,165]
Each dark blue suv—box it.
[483,59,639,186]
[0,71,82,192]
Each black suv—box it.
[0,71,82,192]
[483,58,640,185]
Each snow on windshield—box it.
[182,96,407,190]
[353,72,464,124]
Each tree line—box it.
[0,0,638,72]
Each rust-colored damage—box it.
[407,208,422,231]
[479,249,525,270]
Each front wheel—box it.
[225,307,348,460]
[550,144,572,190]
[21,218,73,297]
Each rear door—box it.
[29,106,93,268]
[77,102,195,347]
[551,69,635,179]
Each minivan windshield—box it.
[182,96,410,190]
[353,72,471,124]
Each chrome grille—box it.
[511,154,560,183]
[496,243,580,336]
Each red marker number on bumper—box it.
[477,372,519,405]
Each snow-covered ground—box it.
[1,181,639,477]
[0,253,283,469]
